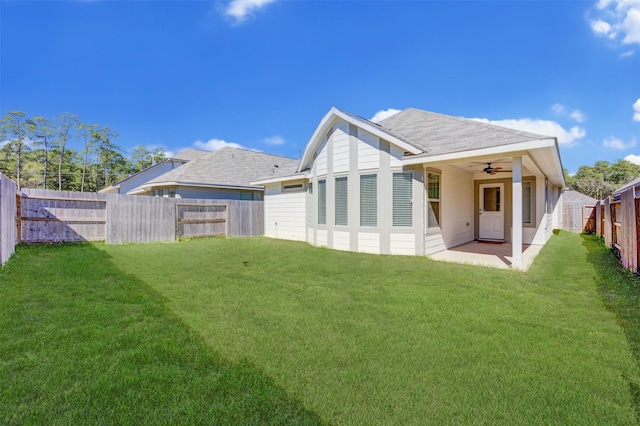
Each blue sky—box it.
[1,0,639,174]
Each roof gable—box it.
[297,107,422,172]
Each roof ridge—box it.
[214,146,299,161]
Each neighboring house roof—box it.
[129,147,299,194]
[99,148,210,194]
[613,176,640,196]
[171,148,210,161]
[563,189,597,204]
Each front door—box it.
[479,183,504,240]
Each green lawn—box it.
[1,232,639,424]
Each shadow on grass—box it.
[581,234,640,422]
[0,243,323,425]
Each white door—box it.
[479,183,504,240]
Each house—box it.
[613,176,640,199]
[100,148,207,195]
[252,107,565,269]
[126,147,299,200]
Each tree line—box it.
[0,111,167,191]
[565,160,640,200]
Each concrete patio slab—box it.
[428,241,543,271]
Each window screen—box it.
[360,174,377,227]
[335,177,348,226]
[318,179,326,225]
[393,172,412,227]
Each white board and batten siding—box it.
[263,184,307,242]
[333,230,350,251]
[357,130,380,170]
[332,124,350,174]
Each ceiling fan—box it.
[483,162,512,175]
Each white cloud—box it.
[624,153,640,164]
[603,136,637,149]
[634,98,640,121]
[551,103,567,115]
[590,0,640,47]
[263,135,285,146]
[621,49,635,56]
[471,118,586,145]
[623,6,640,43]
[370,108,401,123]
[569,110,586,122]
[591,19,614,36]
[224,0,276,23]
[193,138,244,151]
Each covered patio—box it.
[427,241,544,271]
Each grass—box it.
[1,232,639,424]
[0,243,321,425]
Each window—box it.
[360,174,377,227]
[427,172,440,228]
[393,172,412,227]
[318,179,326,225]
[335,177,348,226]
[240,192,253,201]
[283,183,304,192]
[522,181,531,224]
[307,182,313,225]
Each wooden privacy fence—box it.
[563,203,596,233]
[18,189,264,245]
[596,185,640,272]
[19,189,107,242]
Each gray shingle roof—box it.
[171,148,209,161]
[377,108,555,157]
[613,176,640,196]
[563,189,597,203]
[144,147,299,189]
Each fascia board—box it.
[401,138,557,166]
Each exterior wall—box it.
[263,183,306,241]
[473,173,544,245]
[306,119,424,256]
[440,165,474,248]
[119,160,185,194]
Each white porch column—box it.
[512,156,523,270]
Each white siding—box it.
[316,140,328,176]
[530,174,548,245]
[333,124,350,174]
[389,144,404,169]
[333,231,350,251]
[264,184,306,242]
[317,229,328,247]
[307,228,315,244]
[358,232,380,254]
[358,130,380,170]
[424,233,446,255]
[440,165,474,247]
[390,233,416,255]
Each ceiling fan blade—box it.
[495,169,512,173]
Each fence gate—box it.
[176,204,227,238]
